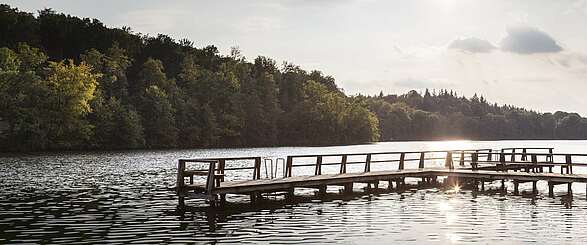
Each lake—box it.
[2,140,587,244]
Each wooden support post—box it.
[513,180,519,195]
[253,157,262,180]
[340,155,348,174]
[286,187,294,202]
[568,183,573,196]
[250,193,257,204]
[548,182,554,198]
[521,148,527,161]
[511,149,516,162]
[419,152,425,169]
[318,185,327,196]
[220,194,226,206]
[388,180,394,190]
[178,161,186,208]
[459,151,465,166]
[315,156,323,175]
[487,149,493,161]
[177,160,186,194]
[531,154,537,173]
[532,181,537,195]
[399,153,405,170]
[367,180,379,189]
[481,181,485,191]
[565,154,573,174]
[471,152,478,170]
[445,152,454,169]
[499,153,506,172]
[548,148,554,163]
[286,156,293,177]
[219,159,226,176]
[364,154,372,172]
[206,161,217,204]
[344,183,353,194]
[501,179,505,191]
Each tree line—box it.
[0,5,379,151]
[2,4,587,152]
[366,89,587,141]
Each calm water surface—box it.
[2,140,587,244]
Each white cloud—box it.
[500,26,563,54]
[448,37,496,53]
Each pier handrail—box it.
[175,146,587,208]
[284,149,493,177]
[177,149,587,193]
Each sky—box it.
[5,0,587,114]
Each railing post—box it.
[521,148,527,161]
[253,157,262,180]
[364,154,372,172]
[531,154,537,173]
[459,151,465,166]
[511,149,516,162]
[445,152,454,169]
[471,152,478,170]
[340,155,348,174]
[487,149,493,161]
[315,156,323,175]
[219,159,226,176]
[286,156,293,177]
[565,154,573,174]
[206,160,217,205]
[549,149,554,163]
[176,160,186,194]
[418,152,425,169]
[399,153,405,170]
[206,160,217,194]
[499,152,506,172]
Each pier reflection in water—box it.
[2,140,587,244]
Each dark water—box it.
[2,140,587,244]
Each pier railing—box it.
[176,157,262,195]
[284,149,493,177]
[177,149,491,192]
[176,147,587,195]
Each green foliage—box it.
[367,89,587,141]
[42,60,98,148]
[91,96,144,149]
[0,47,19,71]
[6,4,587,152]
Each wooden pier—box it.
[176,147,587,207]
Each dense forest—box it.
[1,5,586,152]
[366,89,587,141]
[0,5,379,151]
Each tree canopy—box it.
[0,4,378,151]
[1,4,586,152]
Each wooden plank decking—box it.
[185,168,587,195]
